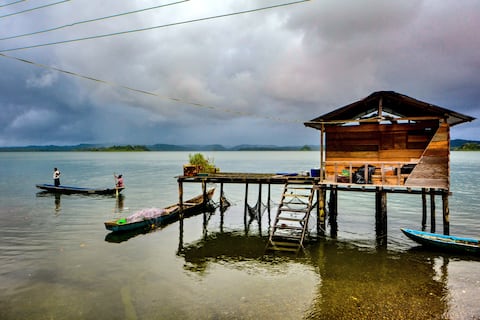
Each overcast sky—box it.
[1,0,479,147]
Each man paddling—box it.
[114,174,124,188]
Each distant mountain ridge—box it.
[0,143,320,152]
[1,139,478,151]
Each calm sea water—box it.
[0,151,479,319]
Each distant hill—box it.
[1,140,477,152]
[450,139,480,150]
[0,143,320,152]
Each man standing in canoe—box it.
[53,167,61,186]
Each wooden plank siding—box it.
[322,121,450,189]
[404,123,450,189]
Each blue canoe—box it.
[401,228,480,255]
[36,183,124,195]
[104,188,215,232]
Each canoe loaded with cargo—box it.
[104,188,215,233]
[36,184,125,195]
[401,228,480,255]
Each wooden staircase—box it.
[266,181,316,253]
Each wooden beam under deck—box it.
[177,172,448,194]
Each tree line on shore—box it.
[1,140,479,151]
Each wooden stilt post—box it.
[244,183,249,233]
[318,187,326,236]
[178,209,184,254]
[202,179,207,208]
[375,187,387,244]
[220,182,224,210]
[178,180,184,219]
[257,184,262,214]
[442,191,450,235]
[267,184,272,226]
[328,186,338,238]
[257,184,262,234]
[267,184,271,212]
[421,188,427,231]
[430,188,436,233]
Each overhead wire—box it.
[0,0,70,18]
[0,0,311,52]
[0,0,311,123]
[0,0,26,8]
[0,0,190,41]
[0,52,304,124]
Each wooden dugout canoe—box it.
[36,183,124,195]
[104,188,215,233]
[401,228,480,255]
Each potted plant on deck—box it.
[183,153,218,176]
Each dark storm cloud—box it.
[0,0,479,146]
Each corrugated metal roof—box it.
[305,91,475,128]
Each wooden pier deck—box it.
[177,172,450,250]
[177,172,446,194]
[178,172,317,185]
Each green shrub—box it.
[188,153,217,173]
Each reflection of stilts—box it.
[114,194,124,213]
[54,193,61,215]
[178,216,184,255]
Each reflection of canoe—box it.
[104,188,215,233]
[36,184,124,195]
[401,228,480,255]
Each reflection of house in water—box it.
[306,242,451,318]
[178,219,451,318]
[180,231,268,272]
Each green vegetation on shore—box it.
[1,140,479,152]
[452,142,480,151]
[86,145,150,151]
[0,144,319,152]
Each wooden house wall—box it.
[404,122,450,189]
[323,121,450,188]
[325,121,438,162]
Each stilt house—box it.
[304,91,475,191]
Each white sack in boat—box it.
[126,208,166,223]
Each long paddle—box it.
[114,173,119,197]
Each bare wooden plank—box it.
[404,178,448,189]
[378,149,424,160]
[327,151,380,160]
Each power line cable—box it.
[0,0,70,18]
[0,52,303,123]
[0,0,190,41]
[0,0,26,8]
[0,0,311,52]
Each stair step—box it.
[274,225,303,231]
[267,245,299,252]
[286,186,314,190]
[282,199,309,204]
[279,207,309,213]
[272,232,302,239]
[276,216,305,222]
[267,241,301,251]
[270,240,299,247]
[283,193,310,198]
